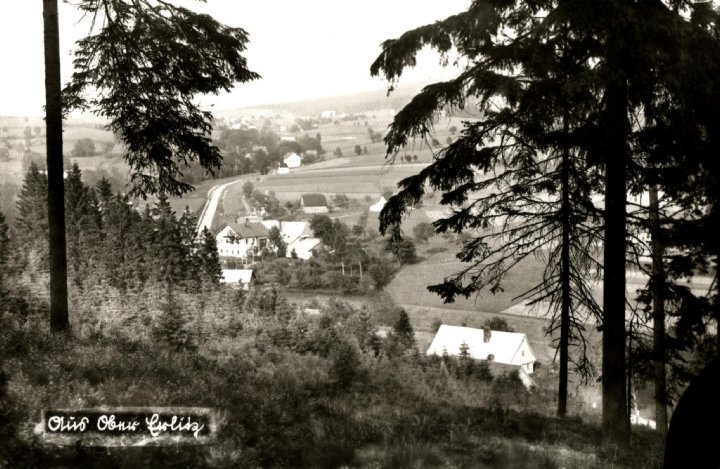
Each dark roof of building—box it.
[226,222,269,238]
[300,193,328,207]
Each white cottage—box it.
[283,152,302,168]
[221,269,254,290]
[427,325,536,374]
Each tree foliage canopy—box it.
[371,0,720,447]
[62,0,260,197]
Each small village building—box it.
[220,269,254,290]
[287,237,322,260]
[369,196,387,213]
[283,152,302,168]
[259,220,321,260]
[300,193,329,214]
[427,325,537,374]
[215,221,269,263]
[261,221,311,244]
[252,145,268,154]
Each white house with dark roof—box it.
[427,325,536,374]
[216,221,269,262]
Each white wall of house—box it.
[216,226,263,261]
[283,152,302,168]
[302,205,328,214]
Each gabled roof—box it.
[369,196,386,212]
[427,325,536,365]
[261,220,309,244]
[287,237,321,255]
[221,269,254,284]
[224,222,269,239]
[300,193,328,207]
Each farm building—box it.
[259,220,321,260]
[427,325,537,374]
[260,221,312,244]
[216,221,269,263]
[221,269,254,290]
[300,193,329,214]
[283,152,302,168]
[287,237,322,260]
[369,196,387,213]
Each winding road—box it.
[195,178,247,236]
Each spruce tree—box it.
[392,309,416,351]
[148,194,186,287]
[16,163,49,261]
[0,212,9,302]
[197,227,222,286]
[101,193,141,290]
[65,163,102,287]
[178,206,201,287]
[95,177,113,208]
[370,0,718,448]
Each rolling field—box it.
[245,164,428,202]
[386,236,545,314]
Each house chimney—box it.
[483,326,491,343]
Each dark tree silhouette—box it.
[370,0,719,448]
[40,0,258,331]
[43,0,68,331]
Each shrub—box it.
[329,338,363,388]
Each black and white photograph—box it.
[1,1,719,467]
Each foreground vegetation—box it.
[0,282,663,468]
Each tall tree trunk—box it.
[558,108,570,417]
[43,0,69,332]
[602,78,630,448]
[649,187,668,434]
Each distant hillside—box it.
[217,82,483,120]
[220,84,428,118]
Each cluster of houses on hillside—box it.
[217,218,322,263]
[217,212,323,289]
[217,192,385,289]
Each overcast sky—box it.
[0,0,469,117]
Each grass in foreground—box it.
[0,289,663,468]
